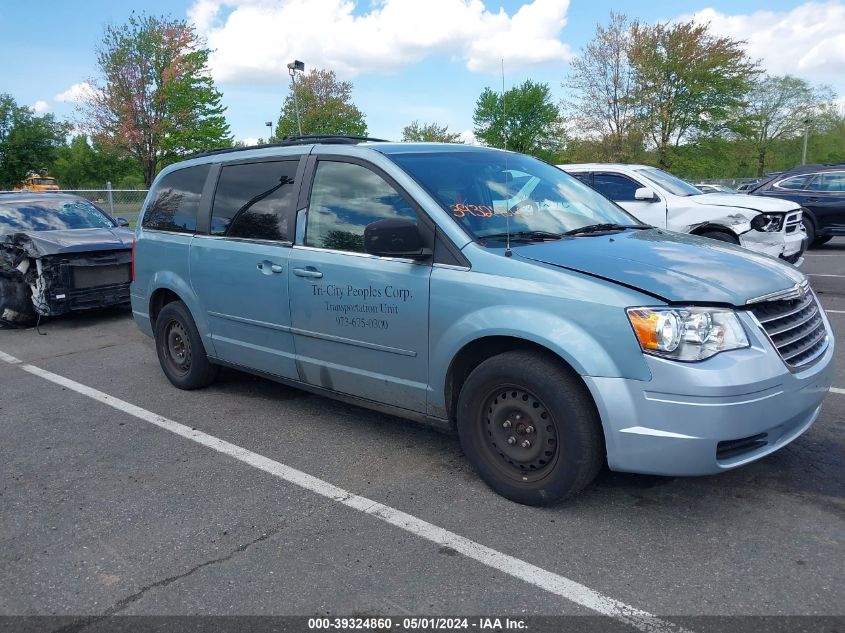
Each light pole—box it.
[801,117,810,165]
[287,59,305,137]
[265,121,273,141]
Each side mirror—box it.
[115,217,130,227]
[364,218,430,260]
[634,187,657,202]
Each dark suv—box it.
[749,164,845,246]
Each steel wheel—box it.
[163,319,192,377]
[482,387,559,482]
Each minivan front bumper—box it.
[583,312,834,476]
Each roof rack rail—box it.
[189,135,391,160]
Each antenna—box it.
[502,58,512,257]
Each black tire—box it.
[814,236,832,246]
[802,217,816,247]
[456,351,604,506]
[154,300,218,390]
[698,230,738,244]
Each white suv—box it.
[560,164,806,264]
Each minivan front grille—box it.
[748,282,829,369]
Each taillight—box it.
[131,239,136,282]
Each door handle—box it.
[293,267,323,279]
[806,197,820,202]
[257,261,284,274]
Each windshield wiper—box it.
[563,223,648,236]
[481,230,564,242]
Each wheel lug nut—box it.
[521,440,531,449]
[502,420,512,428]
[525,425,535,434]
[515,414,522,421]
[507,436,517,445]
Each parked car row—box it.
[0,141,836,505]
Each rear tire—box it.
[813,236,832,246]
[456,351,604,506]
[154,301,218,390]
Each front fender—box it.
[428,305,651,417]
[670,204,755,235]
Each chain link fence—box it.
[59,186,149,227]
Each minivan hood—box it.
[2,227,134,256]
[691,193,799,213]
[511,228,804,305]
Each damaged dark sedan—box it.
[0,193,134,325]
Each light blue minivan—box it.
[131,137,835,505]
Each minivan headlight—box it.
[626,307,749,361]
[750,212,784,232]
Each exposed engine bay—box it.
[0,233,131,325]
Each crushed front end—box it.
[1,233,131,323]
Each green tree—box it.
[82,13,232,186]
[564,12,640,161]
[473,80,564,161]
[401,121,462,143]
[51,135,144,189]
[735,75,835,175]
[0,94,70,189]
[628,20,758,169]
[275,69,367,139]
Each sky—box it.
[1,0,844,145]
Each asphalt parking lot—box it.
[1,240,843,630]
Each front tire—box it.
[154,301,218,390]
[456,351,604,506]
[699,230,739,244]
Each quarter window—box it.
[592,173,641,201]
[211,160,298,241]
[142,165,210,233]
[306,161,418,253]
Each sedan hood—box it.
[691,193,799,213]
[2,227,134,256]
[512,229,805,305]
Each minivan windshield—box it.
[389,150,642,241]
[634,167,703,197]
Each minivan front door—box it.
[190,158,303,379]
[288,159,432,413]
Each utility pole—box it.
[801,118,810,165]
[287,60,305,137]
[265,121,273,141]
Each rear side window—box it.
[808,172,845,192]
[592,173,641,201]
[210,160,299,241]
[142,165,210,233]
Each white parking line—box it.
[0,350,21,364]
[807,273,845,278]
[831,387,845,395]
[0,353,688,633]
[827,310,845,314]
